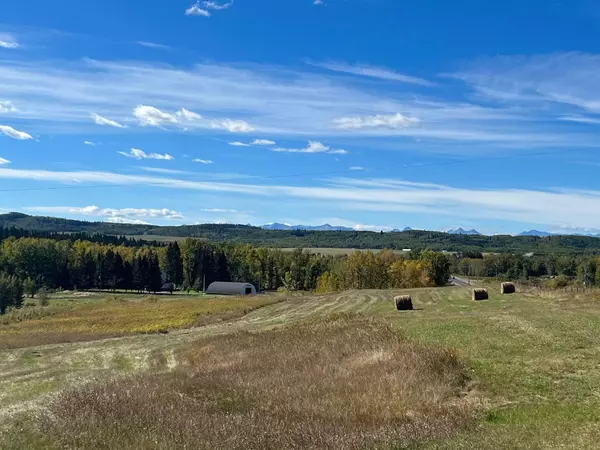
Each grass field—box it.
[0,293,278,350]
[2,286,600,448]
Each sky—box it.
[3,0,600,234]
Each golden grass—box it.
[0,295,278,350]
[17,315,476,450]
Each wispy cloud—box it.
[449,52,600,113]
[1,57,599,148]
[312,61,435,86]
[229,141,251,147]
[118,148,174,160]
[192,159,213,164]
[186,1,232,16]
[185,3,211,16]
[203,1,233,10]
[138,166,189,175]
[136,41,171,50]
[202,208,239,213]
[559,115,600,125]
[0,125,32,140]
[334,113,421,130]
[0,157,10,165]
[0,33,19,49]
[0,101,16,113]
[84,140,96,146]
[349,166,364,171]
[91,113,126,128]
[273,141,347,155]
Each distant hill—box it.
[0,212,154,235]
[5,213,600,253]
[263,223,354,231]
[519,230,552,237]
[447,228,481,236]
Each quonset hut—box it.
[206,282,257,296]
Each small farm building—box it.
[206,282,257,296]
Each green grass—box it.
[2,285,600,448]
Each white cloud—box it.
[0,157,10,165]
[185,3,211,16]
[176,107,203,122]
[91,113,126,128]
[211,119,254,133]
[314,0,324,4]
[84,140,96,146]
[136,41,171,50]
[0,101,16,113]
[252,139,276,146]
[273,141,348,155]
[26,205,183,221]
[0,33,19,49]
[229,141,251,147]
[118,148,174,160]
[202,208,238,213]
[334,113,421,129]
[0,125,32,140]
[192,159,213,164]
[203,1,233,10]
[349,166,364,171]
[134,105,178,127]
[312,61,434,86]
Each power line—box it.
[0,145,590,193]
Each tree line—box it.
[451,252,600,286]
[0,236,453,314]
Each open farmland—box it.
[2,286,600,449]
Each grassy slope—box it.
[1,287,600,448]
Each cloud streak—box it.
[9,167,600,228]
[312,61,435,86]
[91,113,126,128]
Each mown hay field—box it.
[0,293,278,350]
[2,285,600,449]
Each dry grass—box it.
[0,295,278,350]
[24,315,475,450]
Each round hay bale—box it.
[394,295,413,311]
[472,289,488,301]
[501,282,516,294]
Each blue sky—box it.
[3,0,600,234]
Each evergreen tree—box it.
[148,251,163,293]
[165,242,184,286]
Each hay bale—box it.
[394,295,413,311]
[501,282,516,294]
[472,289,488,301]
